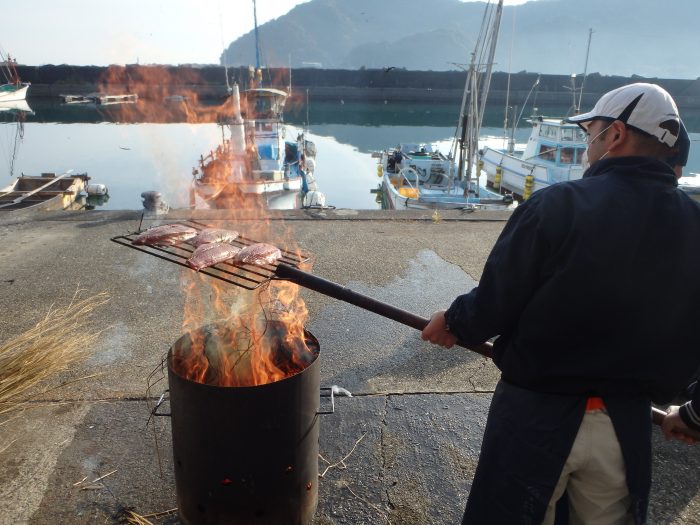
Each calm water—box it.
[2,99,699,210]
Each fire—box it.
[99,64,315,386]
[175,272,316,387]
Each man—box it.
[422,83,700,524]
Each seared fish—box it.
[190,228,240,247]
[132,224,197,246]
[233,243,282,266]
[187,242,242,271]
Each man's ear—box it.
[610,120,627,148]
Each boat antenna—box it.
[219,3,232,93]
[569,74,577,116]
[515,75,540,129]
[577,28,594,112]
[253,0,262,71]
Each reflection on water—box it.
[2,99,699,211]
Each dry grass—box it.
[0,290,110,417]
[114,507,178,525]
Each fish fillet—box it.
[233,243,282,266]
[132,224,197,246]
[187,242,242,271]
[190,228,240,247]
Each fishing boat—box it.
[191,84,318,210]
[0,51,29,102]
[480,30,594,201]
[0,172,91,212]
[480,116,588,200]
[376,0,512,211]
[191,0,320,210]
[376,143,511,210]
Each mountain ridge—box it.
[221,0,700,79]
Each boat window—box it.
[257,122,274,132]
[539,144,556,162]
[258,143,279,160]
[560,147,575,164]
[574,148,586,164]
[561,128,576,141]
[538,125,559,140]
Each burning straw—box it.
[0,290,110,417]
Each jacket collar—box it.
[583,156,678,186]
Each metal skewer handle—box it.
[274,263,700,441]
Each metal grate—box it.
[111,219,311,290]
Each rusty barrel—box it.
[167,322,320,525]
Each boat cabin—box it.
[245,88,288,120]
[522,117,587,167]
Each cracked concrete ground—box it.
[0,209,698,525]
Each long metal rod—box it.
[276,263,490,358]
[273,263,700,440]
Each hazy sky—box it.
[4,0,533,67]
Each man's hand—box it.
[421,310,458,348]
[662,405,697,445]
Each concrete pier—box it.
[0,209,697,525]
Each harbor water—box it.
[2,99,699,210]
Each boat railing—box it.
[397,167,421,194]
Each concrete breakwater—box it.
[18,64,700,110]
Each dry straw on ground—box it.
[0,290,110,417]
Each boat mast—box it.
[456,54,476,183]
[0,49,20,85]
[577,28,594,112]
[464,0,504,194]
[503,6,516,153]
[454,0,491,182]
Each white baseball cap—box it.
[567,83,681,147]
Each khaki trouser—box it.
[542,410,634,525]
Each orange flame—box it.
[103,64,314,386]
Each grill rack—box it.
[111,219,311,290]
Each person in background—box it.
[422,83,700,525]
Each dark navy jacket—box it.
[446,156,700,523]
[446,156,700,405]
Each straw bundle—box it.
[0,291,110,417]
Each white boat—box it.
[192,0,320,211]
[480,29,595,201]
[0,99,31,113]
[0,52,30,102]
[481,116,588,200]
[192,85,318,210]
[678,172,700,201]
[376,0,512,211]
[377,143,512,210]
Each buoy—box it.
[377,164,383,178]
[303,191,327,208]
[523,174,535,200]
[86,183,108,196]
[495,166,502,189]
